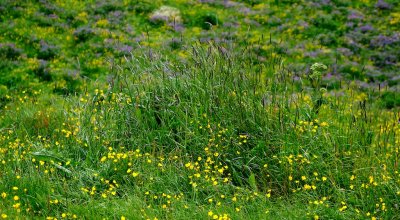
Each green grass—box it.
[1,1,400,219]
[1,42,399,219]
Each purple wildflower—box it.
[38,40,58,60]
[357,24,374,33]
[375,0,392,10]
[73,27,96,42]
[337,47,354,57]
[348,11,364,20]
[370,34,400,48]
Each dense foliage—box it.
[0,0,400,219]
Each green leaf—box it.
[53,163,72,175]
[30,150,65,163]
[248,172,258,192]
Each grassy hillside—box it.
[1,0,400,219]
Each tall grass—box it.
[0,41,399,219]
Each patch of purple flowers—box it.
[348,10,364,21]
[38,40,58,60]
[357,24,374,33]
[370,34,400,48]
[73,27,96,42]
[375,0,392,10]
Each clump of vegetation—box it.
[379,91,400,109]
[1,42,400,219]
[1,0,400,219]
[73,27,96,42]
[197,12,220,30]
[0,43,23,60]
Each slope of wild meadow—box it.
[0,0,400,219]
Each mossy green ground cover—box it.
[1,0,400,219]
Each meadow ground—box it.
[1,0,400,219]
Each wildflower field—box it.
[1,0,400,219]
